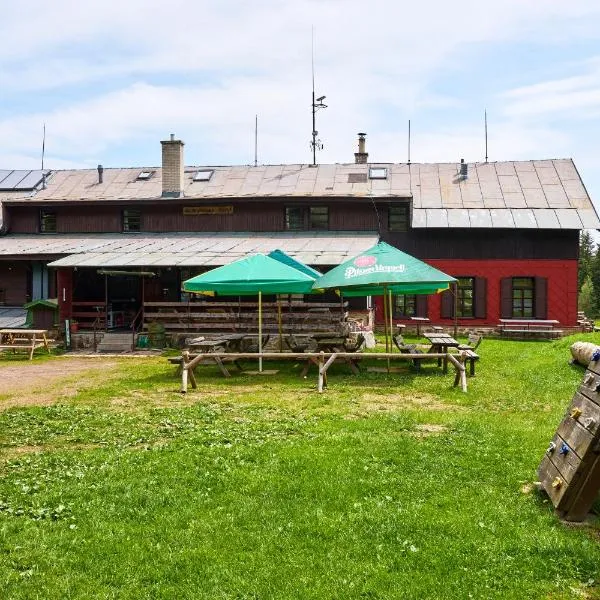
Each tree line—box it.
[578,231,600,316]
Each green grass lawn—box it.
[0,335,599,599]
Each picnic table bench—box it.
[498,319,562,339]
[0,329,51,360]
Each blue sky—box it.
[2,0,600,217]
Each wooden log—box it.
[318,352,325,392]
[447,354,467,392]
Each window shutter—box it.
[474,277,487,319]
[440,289,454,318]
[500,278,512,318]
[415,295,428,318]
[534,277,548,319]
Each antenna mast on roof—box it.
[408,119,411,165]
[254,114,258,167]
[310,27,327,167]
[484,109,488,163]
[41,123,46,170]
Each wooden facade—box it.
[0,155,595,330]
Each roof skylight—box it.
[136,170,155,181]
[193,170,214,182]
[369,167,388,180]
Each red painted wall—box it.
[375,258,578,327]
[57,268,73,323]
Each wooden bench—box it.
[461,349,479,376]
[498,319,562,340]
[392,334,437,371]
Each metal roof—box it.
[0,307,27,328]
[0,232,379,268]
[4,158,596,229]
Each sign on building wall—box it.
[183,206,233,215]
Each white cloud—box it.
[1,0,600,173]
[502,59,600,119]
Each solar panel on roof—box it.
[0,170,48,191]
[16,170,48,190]
[0,170,28,190]
[0,170,13,186]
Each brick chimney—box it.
[354,132,368,164]
[161,134,185,198]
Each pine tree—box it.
[579,275,594,316]
[578,230,595,291]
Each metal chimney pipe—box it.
[97,164,104,184]
[355,132,368,164]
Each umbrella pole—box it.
[384,285,390,373]
[389,289,393,354]
[277,295,283,352]
[382,287,389,353]
[259,291,263,372]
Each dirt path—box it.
[0,357,120,408]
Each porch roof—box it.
[16,232,380,268]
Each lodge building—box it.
[0,134,597,332]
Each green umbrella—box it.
[267,249,323,278]
[312,241,456,354]
[313,241,455,293]
[183,254,316,370]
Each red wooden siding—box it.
[0,263,29,304]
[375,259,578,327]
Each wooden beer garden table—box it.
[422,332,460,373]
[0,329,51,360]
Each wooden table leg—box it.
[346,358,360,375]
[28,335,35,360]
[213,357,231,377]
[42,332,50,353]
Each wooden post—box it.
[453,281,458,339]
[181,350,189,394]
[447,353,467,392]
[318,351,325,392]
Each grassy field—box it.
[0,334,599,599]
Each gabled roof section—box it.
[1,159,597,229]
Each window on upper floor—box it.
[388,204,410,232]
[285,206,329,231]
[39,209,57,233]
[122,209,142,232]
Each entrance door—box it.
[107,275,142,329]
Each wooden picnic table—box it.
[0,328,51,360]
[178,350,468,394]
[422,332,460,373]
[498,319,562,339]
